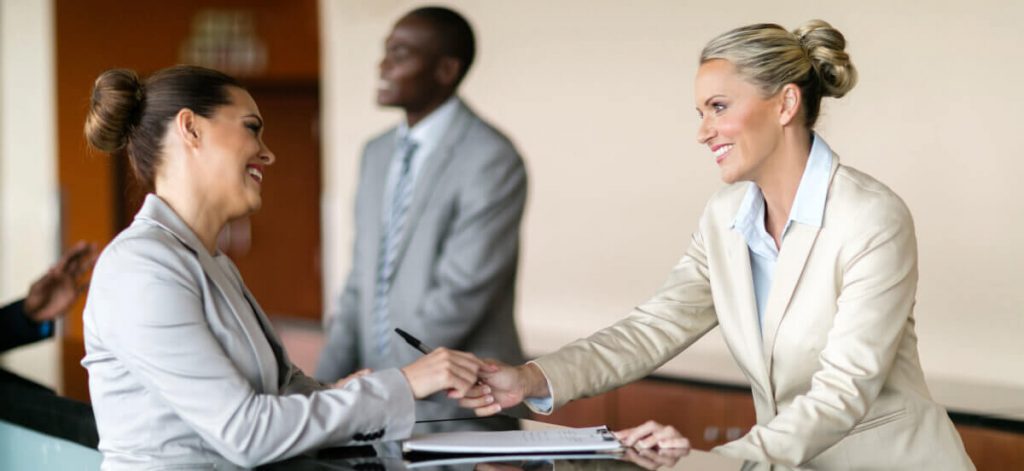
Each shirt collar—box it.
[732,132,834,234]
[788,133,833,228]
[396,95,461,148]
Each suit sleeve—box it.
[532,214,719,411]
[714,198,918,467]
[316,146,375,382]
[406,142,528,352]
[0,300,51,353]
[281,364,330,396]
[90,238,415,468]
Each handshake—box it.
[332,336,689,457]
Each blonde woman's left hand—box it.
[615,420,691,450]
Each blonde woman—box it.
[81,65,489,469]
[462,21,973,469]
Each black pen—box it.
[395,328,433,355]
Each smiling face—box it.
[694,59,786,184]
[377,15,450,112]
[193,86,275,219]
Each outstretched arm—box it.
[24,241,98,323]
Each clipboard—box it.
[404,452,620,468]
[401,425,623,454]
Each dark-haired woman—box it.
[461,21,974,469]
[80,65,490,469]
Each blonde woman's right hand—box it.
[458,362,548,416]
[400,348,492,399]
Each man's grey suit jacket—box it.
[317,99,527,412]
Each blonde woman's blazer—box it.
[82,195,415,470]
[532,158,973,469]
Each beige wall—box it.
[0,0,60,388]
[320,0,1024,390]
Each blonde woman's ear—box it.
[779,84,802,126]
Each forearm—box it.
[532,229,717,410]
[0,300,51,353]
[533,311,715,410]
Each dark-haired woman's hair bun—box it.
[793,19,858,98]
[84,69,144,154]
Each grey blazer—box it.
[82,195,415,470]
[317,99,527,412]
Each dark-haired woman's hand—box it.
[400,347,490,399]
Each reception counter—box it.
[1,369,756,470]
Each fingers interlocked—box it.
[402,347,491,399]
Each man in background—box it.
[316,7,527,421]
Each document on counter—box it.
[404,452,620,468]
[402,425,623,454]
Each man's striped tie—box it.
[372,137,419,358]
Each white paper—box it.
[405,452,619,468]
[402,426,623,454]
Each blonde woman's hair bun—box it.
[700,19,858,128]
[793,19,857,98]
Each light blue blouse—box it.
[731,133,833,330]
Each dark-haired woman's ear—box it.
[174,108,201,147]
[778,84,802,127]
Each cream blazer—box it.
[533,158,973,469]
[82,195,416,470]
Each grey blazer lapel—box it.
[232,263,292,390]
[386,101,473,278]
[364,131,398,280]
[136,194,278,393]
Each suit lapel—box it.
[761,158,841,374]
[366,133,396,281]
[387,102,472,276]
[235,269,291,390]
[197,253,279,394]
[136,194,277,394]
[725,229,773,400]
[760,223,820,369]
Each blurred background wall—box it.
[0,0,60,388]
[321,0,1024,390]
[0,0,1020,402]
